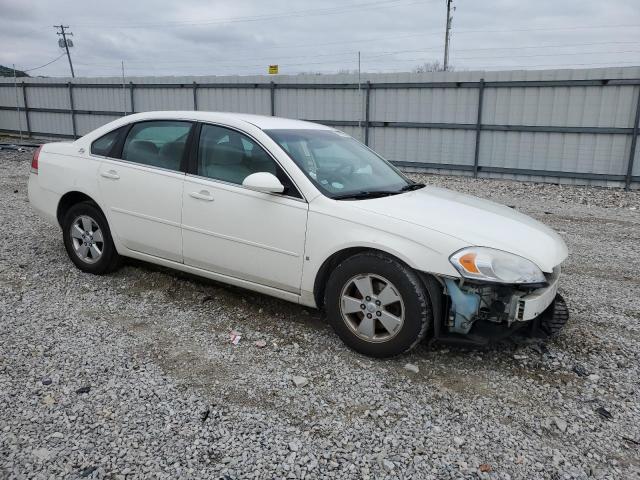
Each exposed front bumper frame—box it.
[439,266,565,338]
[513,269,560,321]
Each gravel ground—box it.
[1,147,639,480]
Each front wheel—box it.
[325,252,433,358]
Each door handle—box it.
[189,190,214,201]
[100,170,120,180]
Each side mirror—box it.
[242,172,284,194]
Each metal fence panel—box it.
[26,86,69,110]
[276,87,363,121]
[0,109,26,133]
[0,86,21,108]
[483,85,637,128]
[1,67,639,188]
[132,86,193,112]
[371,127,476,166]
[478,131,630,175]
[73,86,130,113]
[198,88,270,115]
[75,113,121,136]
[28,111,73,136]
[337,125,365,143]
[371,87,478,124]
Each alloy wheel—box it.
[69,215,104,264]
[339,273,405,343]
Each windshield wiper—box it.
[333,190,402,200]
[333,183,425,200]
[401,182,425,191]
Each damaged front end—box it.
[434,247,569,345]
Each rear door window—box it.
[122,121,192,171]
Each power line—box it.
[72,0,422,28]
[453,23,640,34]
[368,57,640,70]
[75,42,640,69]
[366,40,640,59]
[440,60,640,70]
[70,22,640,64]
[54,25,75,77]
[456,49,640,61]
[75,49,640,73]
[375,49,640,64]
[21,53,67,72]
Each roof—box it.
[124,111,333,131]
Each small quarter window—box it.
[90,127,123,157]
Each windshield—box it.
[265,129,412,199]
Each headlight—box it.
[449,247,545,284]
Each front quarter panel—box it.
[301,195,468,298]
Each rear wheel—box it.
[325,252,432,357]
[62,202,121,274]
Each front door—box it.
[181,123,308,293]
[97,120,193,262]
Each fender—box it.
[301,201,469,305]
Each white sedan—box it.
[28,111,569,357]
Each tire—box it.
[62,201,121,274]
[325,251,432,358]
[539,294,569,336]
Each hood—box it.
[350,186,568,272]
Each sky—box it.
[1,0,640,78]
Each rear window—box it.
[90,127,123,157]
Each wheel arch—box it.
[56,191,105,227]
[312,246,446,342]
[313,245,423,309]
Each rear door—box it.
[96,120,193,262]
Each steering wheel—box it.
[334,162,354,177]
[317,160,354,184]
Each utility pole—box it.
[443,0,453,71]
[54,24,75,78]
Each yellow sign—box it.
[268,65,279,75]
